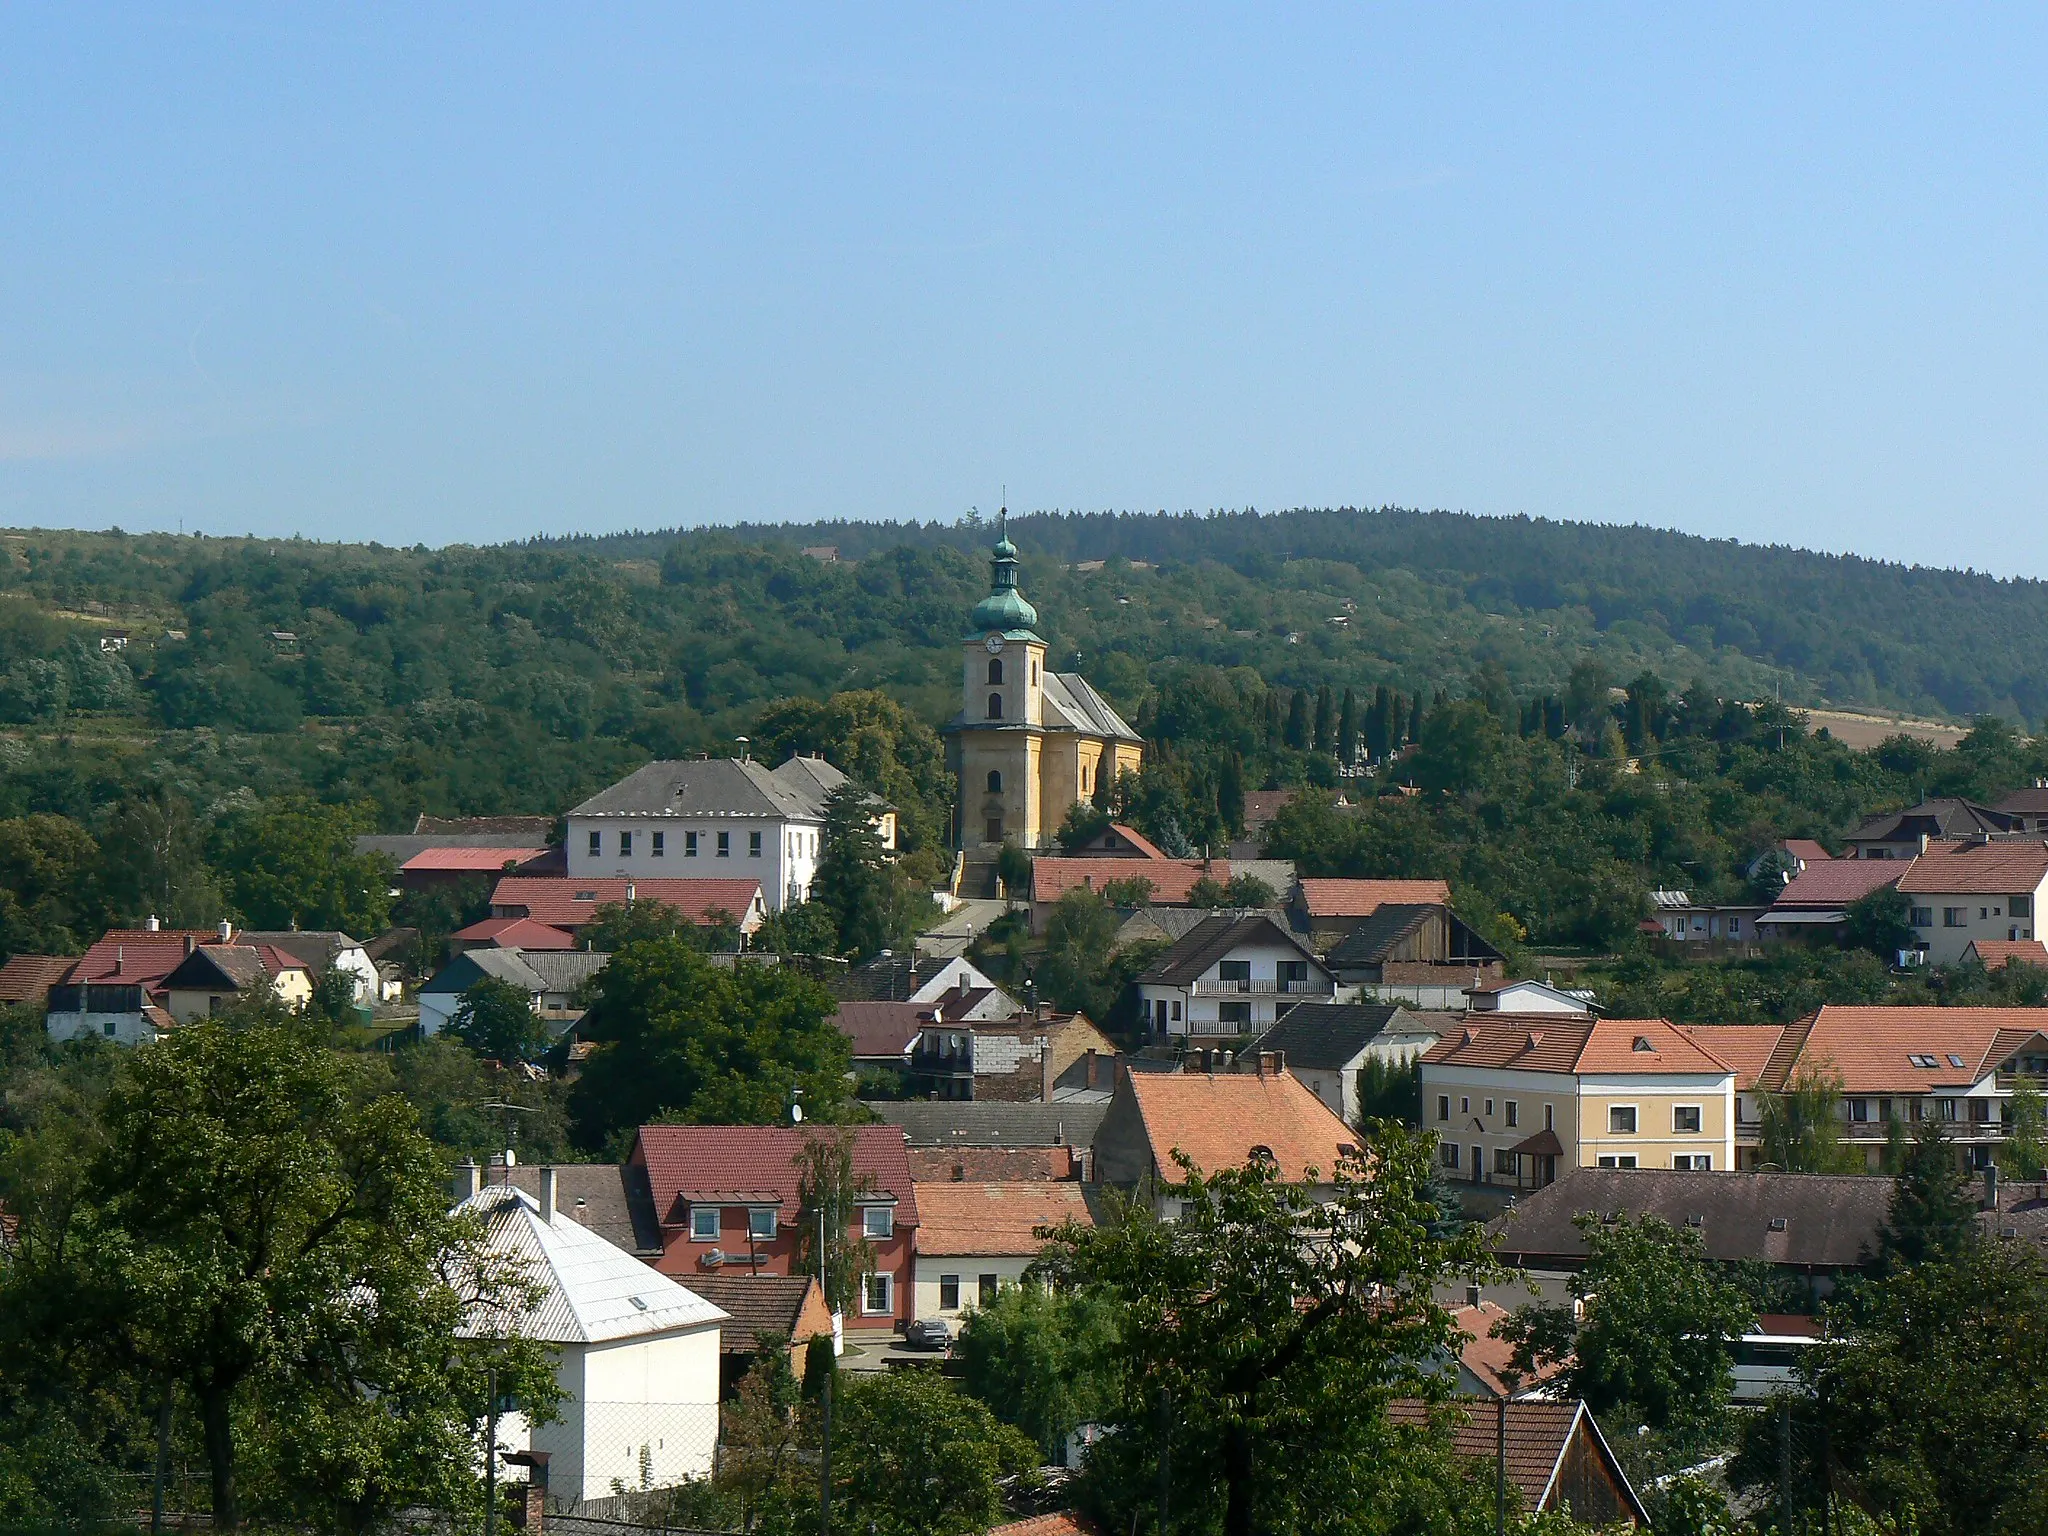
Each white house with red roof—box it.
[489,876,767,939]
[1898,838,2048,966]
[45,923,241,1044]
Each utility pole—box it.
[1779,1397,1794,1536]
[485,1365,499,1536]
[1157,1386,1171,1534]
[1495,1395,1507,1536]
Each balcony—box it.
[1192,978,1335,998]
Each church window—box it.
[1032,659,1039,684]
[987,658,1003,684]
[986,770,1002,793]
[988,693,1003,719]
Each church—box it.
[944,516,1144,852]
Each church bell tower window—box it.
[986,770,1002,793]
[988,693,1003,719]
[987,657,1003,684]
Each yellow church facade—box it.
[944,519,1144,852]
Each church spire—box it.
[969,508,1039,638]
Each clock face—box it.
[984,632,1004,654]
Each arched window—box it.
[987,693,1004,719]
[986,770,1003,793]
[987,657,1003,685]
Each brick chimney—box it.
[183,935,197,956]
[538,1165,557,1222]
[454,1161,481,1201]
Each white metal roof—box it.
[457,1184,727,1346]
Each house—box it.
[1844,798,2019,859]
[630,1125,919,1339]
[1251,1003,1448,1122]
[1993,780,2048,834]
[497,1161,664,1258]
[1464,979,1596,1016]
[1676,1024,1788,1151]
[1232,788,1310,859]
[1028,857,1228,932]
[911,1181,1094,1326]
[1385,1400,1646,1527]
[833,1001,929,1086]
[864,1100,1110,1158]
[907,957,1020,1014]
[909,1008,1120,1103]
[489,876,767,939]
[1134,913,1336,1042]
[98,629,128,653]
[1897,838,2048,966]
[679,1273,834,1391]
[905,1144,1082,1183]
[942,517,1145,859]
[1748,838,1833,882]
[356,819,560,876]
[418,948,610,1038]
[1325,903,1505,1000]
[158,942,315,1023]
[987,1516,1104,1536]
[1290,878,1455,951]
[566,754,886,913]
[1421,1017,1737,1189]
[453,916,580,953]
[1755,858,1909,943]
[397,845,553,892]
[1114,904,1274,950]
[237,929,382,1005]
[44,924,238,1044]
[454,1170,726,1506]
[1091,1060,1361,1214]
[1647,891,1769,946]
[1964,938,2048,969]
[1448,1298,1563,1400]
[1062,822,1169,859]
[1490,1168,1895,1292]
[0,953,75,1007]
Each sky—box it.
[2,7,2046,572]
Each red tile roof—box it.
[1898,839,2048,896]
[912,1181,1093,1257]
[906,1147,1077,1183]
[402,846,550,872]
[1783,1005,2048,1093]
[1386,1400,1641,1523]
[1453,1300,1567,1399]
[63,930,226,987]
[633,1125,917,1229]
[987,1516,1103,1536]
[1966,939,2048,969]
[1240,790,1296,825]
[1424,1018,1733,1077]
[1106,823,1168,860]
[1682,1025,1791,1090]
[1030,858,1223,905]
[833,1001,928,1060]
[1296,877,1454,917]
[490,876,764,930]
[1783,839,1833,864]
[1769,860,1906,909]
[453,916,579,949]
[1126,1070,1360,1184]
[0,954,75,1003]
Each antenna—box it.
[478,1102,535,1182]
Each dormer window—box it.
[1633,1036,1655,1052]
[988,693,1004,719]
[988,657,1004,684]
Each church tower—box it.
[945,513,1144,860]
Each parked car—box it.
[903,1317,953,1351]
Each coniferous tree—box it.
[1408,692,1425,743]
[1284,690,1310,751]
[1876,1121,1978,1270]
[1312,683,1334,754]
[1336,687,1358,765]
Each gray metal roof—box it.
[421,949,547,996]
[569,755,850,821]
[238,930,363,973]
[1040,672,1142,743]
[863,1100,1110,1149]
[1255,1003,1425,1071]
[522,950,612,993]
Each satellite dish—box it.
[791,1103,805,1124]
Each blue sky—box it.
[3,7,2045,571]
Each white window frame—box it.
[1672,1104,1703,1135]
[652,831,665,857]
[1596,1154,1639,1169]
[1608,1104,1639,1135]
[748,1207,777,1241]
[749,831,763,858]
[862,1204,894,1240]
[689,1207,719,1243]
[1673,1153,1713,1171]
[587,830,602,857]
[685,831,699,856]
[862,1272,893,1315]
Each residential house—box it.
[396,845,553,892]
[1676,1024,1789,1156]
[1324,903,1505,1001]
[1748,838,1833,882]
[489,876,767,939]
[833,1001,928,1089]
[1464,979,1597,1016]
[909,1010,1119,1102]
[680,1274,834,1392]
[455,1170,725,1506]
[1844,798,2019,859]
[1062,822,1169,859]
[1993,781,2048,834]
[905,1144,1082,1183]
[1490,1167,1894,1296]
[1290,878,1455,951]
[1755,858,1909,944]
[906,957,1020,1014]
[1114,904,1277,950]
[566,754,889,913]
[1448,1298,1562,1401]
[497,1161,664,1258]
[1028,857,1226,933]
[1092,1060,1361,1215]
[1231,788,1302,858]
[418,948,610,1038]
[1385,1401,1646,1527]
[1251,1003,1449,1122]
[864,1101,1109,1176]
[238,930,382,1005]
[1897,838,2048,965]
[1421,1018,1737,1189]
[910,1181,1094,1326]
[453,916,579,953]
[0,954,74,1007]
[630,1125,919,1338]
[1134,913,1336,1042]
[45,924,237,1044]
[1964,938,2048,969]
[355,818,559,877]
[158,942,315,1023]
[1647,891,1769,946]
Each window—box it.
[1910,907,1933,927]
[987,657,1003,684]
[1944,907,1967,927]
[1484,1099,1495,1117]
[1440,1143,1461,1169]
[1217,960,1251,985]
[749,831,762,857]
[1278,960,1309,986]
[1219,1002,1252,1029]
[1460,1097,1470,1114]
[988,692,1004,719]
[2015,895,2034,919]
[588,831,602,857]
[986,770,1002,793]
[1494,1148,1517,1174]
[1596,1155,1639,1169]
[1506,1101,1519,1128]
[1849,1098,1870,1123]
[689,1207,719,1243]
[1082,763,1092,793]
[863,1273,892,1315]
[1032,659,1039,684]
[1170,1000,1181,1021]
[1727,918,1742,937]
[1609,1105,1638,1134]
[685,831,699,856]
[1436,1094,1451,1122]
[987,817,1003,843]
[652,831,664,857]
[748,1207,777,1242]
[620,831,633,857]
[1673,1105,1703,1134]
[1544,1103,1555,1131]
[940,1274,960,1310]
[1673,1154,1713,1171]
[863,1205,894,1240]
[979,1274,999,1305]
[104,1018,118,1037]
[717,832,730,857]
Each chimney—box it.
[539,1166,557,1222]
[1985,1163,2001,1211]
[113,946,123,976]
[625,882,636,904]
[1039,1033,1052,1102]
[145,914,161,932]
[183,935,197,956]
[454,1161,481,1201]
[1466,1284,1482,1308]
[218,919,233,943]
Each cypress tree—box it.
[1408,693,1425,742]
[1284,690,1310,751]
[1337,687,1359,766]
[1312,684,1334,754]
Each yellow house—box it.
[1420,1017,1736,1189]
[944,513,1143,853]
[159,942,316,1024]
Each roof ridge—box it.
[1758,1013,1816,1091]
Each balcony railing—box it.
[1192,978,1335,998]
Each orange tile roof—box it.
[1453,1300,1567,1398]
[1030,858,1222,905]
[1897,840,2048,896]
[1769,860,1905,909]
[65,930,227,987]
[1966,939,2048,969]
[1682,1025,1790,1090]
[490,876,764,929]
[911,1181,1093,1257]
[1127,1070,1360,1184]
[988,1516,1103,1536]
[1424,1017,1734,1077]
[1296,877,1453,918]
[1788,1005,2048,1093]
[1576,1019,1736,1075]
[0,954,75,1003]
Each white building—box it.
[1250,1003,1445,1123]
[238,931,382,1005]
[1897,839,2048,967]
[1134,913,1335,1041]
[457,1170,727,1507]
[565,755,893,913]
[910,1181,1093,1327]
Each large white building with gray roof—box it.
[565,753,891,912]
